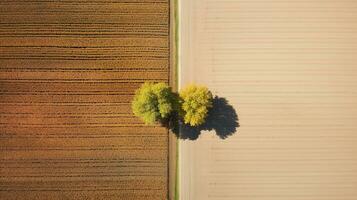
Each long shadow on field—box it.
[170,96,239,140]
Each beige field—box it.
[179,0,357,199]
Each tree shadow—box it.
[169,96,240,140]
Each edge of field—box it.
[174,0,180,199]
[174,0,179,198]
[169,0,180,199]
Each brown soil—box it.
[0,0,170,199]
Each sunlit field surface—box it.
[0,0,170,199]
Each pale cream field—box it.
[179,0,357,199]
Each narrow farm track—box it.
[0,0,170,200]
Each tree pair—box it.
[132,82,213,127]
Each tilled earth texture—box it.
[0,0,170,199]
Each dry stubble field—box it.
[0,0,171,199]
[180,0,357,199]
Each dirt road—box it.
[179,0,357,199]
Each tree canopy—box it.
[131,82,175,125]
[179,85,213,126]
[132,82,213,127]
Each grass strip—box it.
[174,0,180,199]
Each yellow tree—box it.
[132,82,175,125]
[179,85,213,126]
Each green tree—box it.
[179,85,213,126]
[132,82,175,125]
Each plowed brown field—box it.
[0,0,170,200]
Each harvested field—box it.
[180,0,357,199]
[0,0,170,200]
